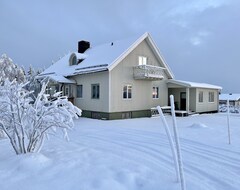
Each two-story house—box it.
[38,32,221,119]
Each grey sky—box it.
[0,0,239,93]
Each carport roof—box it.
[168,79,222,90]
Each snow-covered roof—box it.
[168,79,222,90]
[39,32,174,79]
[38,74,76,84]
[219,94,240,101]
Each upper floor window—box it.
[209,92,214,102]
[152,87,159,99]
[123,85,132,99]
[91,84,100,99]
[198,91,203,103]
[76,85,83,98]
[69,53,77,66]
[138,56,147,65]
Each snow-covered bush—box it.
[25,65,42,97]
[0,54,25,83]
[0,79,82,154]
[0,129,6,139]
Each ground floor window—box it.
[91,84,100,99]
[209,92,214,102]
[64,86,69,96]
[152,87,159,99]
[76,85,83,98]
[198,91,203,103]
[123,85,132,99]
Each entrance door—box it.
[180,92,186,110]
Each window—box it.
[76,85,83,98]
[65,86,69,96]
[152,87,159,99]
[91,84,100,99]
[123,85,132,99]
[198,91,203,103]
[138,56,147,65]
[209,92,214,102]
[69,54,77,65]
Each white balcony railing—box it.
[133,65,165,80]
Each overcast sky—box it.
[0,0,239,93]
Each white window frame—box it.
[123,85,132,99]
[76,85,83,98]
[91,84,100,99]
[69,54,77,66]
[198,91,203,103]
[208,91,214,103]
[152,87,159,99]
[138,56,147,65]
[65,86,69,97]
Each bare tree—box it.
[0,79,81,154]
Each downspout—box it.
[108,70,111,119]
[60,83,64,94]
[186,88,190,114]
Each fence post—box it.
[227,99,231,144]
[157,106,180,182]
[170,95,186,190]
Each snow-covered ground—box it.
[219,104,240,113]
[1,113,240,190]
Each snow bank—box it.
[4,153,51,173]
[188,123,208,129]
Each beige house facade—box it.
[39,33,221,119]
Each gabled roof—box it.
[219,94,240,101]
[168,79,222,90]
[39,32,174,80]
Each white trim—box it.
[198,91,204,103]
[76,84,83,98]
[138,56,147,65]
[146,33,174,79]
[208,91,215,103]
[152,86,159,99]
[122,84,132,100]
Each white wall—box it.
[73,71,109,112]
[110,39,169,112]
[196,88,219,112]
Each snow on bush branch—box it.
[0,79,82,154]
[0,54,25,83]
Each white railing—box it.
[133,65,164,80]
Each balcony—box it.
[133,65,165,80]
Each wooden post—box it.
[170,95,186,190]
[157,106,180,182]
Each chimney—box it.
[78,40,90,53]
